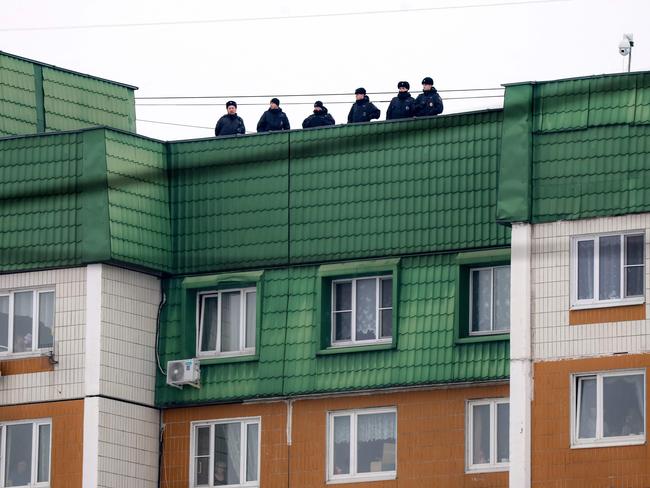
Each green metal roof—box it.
[0,54,38,136]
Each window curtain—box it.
[357,413,396,442]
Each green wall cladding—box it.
[0,54,37,136]
[156,253,509,406]
[42,67,136,133]
[105,131,171,271]
[0,133,82,270]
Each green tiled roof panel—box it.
[289,112,509,262]
[156,254,509,406]
[0,133,82,270]
[0,54,37,136]
[170,134,290,273]
[42,67,136,133]
[105,131,171,271]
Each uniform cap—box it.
[421,77,434,85]
[354,87,366,95]
[314,100,324,108]
[226,100,237,108]
[397,81,410,90]
[270,97,280,106]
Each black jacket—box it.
[414,88,444,117]
[386,91,415,120]
[302,107,335,128]
[214,114,246,136]
[347,96,381,123]
[257,108,290,132]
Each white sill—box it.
[330,339,392,348]
[571,436,645,449]
[469,330,510,337]
[0,348,53,361]
[197,350,255,359]
[465,464,509,474]
[570,298,645,310]
[327,472,396,484]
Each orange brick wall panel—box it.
[533,354,650,488]
[0,399,84,488]
[569,303,646,325]
[0,356,54,375]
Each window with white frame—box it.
[328,408,396,482]
[572,233,644,307]
[466,399,509,471]
[0,289,54,355]
[191,418,260,488]
[197,288,256,356]
[573,370,645,447]
[331,276,392,346]
[0,419,51,487]
[469,266,510,334]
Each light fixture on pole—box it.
[618,33,634,72]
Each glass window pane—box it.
[220,292,241,352]
[37,424,50,482]
[246,423,259,482]
[38,292,55,349]
[5,423,33,487]
[334,312,352,341]
[200,296,218,352]
[626,235,644,265]
[496,403,509,463]
[380,309,392,339]
[0,296,8,352]
[626,267,644,298]
[13,291,33,353]
[599,236,621,300]
[577,240,594,300]
[332,416,350,475]
[245,292,256,349]
[214,423,241,486]
[356,412,396,473]
[493,267,511,331]
[196,426,210,456]
[334,282,352,311]
[472,405,490,465]
[471,269,492,332]
[195,427,211,486]
[578,377,597,439]
[380,278,392,308]
[603,374,644,437]
[356,279,377,341]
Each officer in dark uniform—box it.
[386,81,415,120]
[257,98,290,132]
[302,101,336,128]
[347,88,381,123]
[414,76,444,117]
[214,101,246,136]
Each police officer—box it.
[414,76,444,117]
[302,101,335,128]
[214,101,246,136]
[386,81,415,120]
[347,87,381,123]
[257,98,290,132]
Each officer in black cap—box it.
[386,81,415,120]
[214,100,246,137]
[302,101,336,129]
[257,97,291,132]
[414,76,444,117]
[347,87,381,123]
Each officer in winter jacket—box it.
[414,76,444,117]
[257,98,290,132]
[386,81,415,120]
[302,101,335,129]
[214,100,246,137]
[347,87,381,123]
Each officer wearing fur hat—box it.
[386,81,415,120]
[214,100,246,136]
[347,87,381,123]
[302,101,336,129]
[257,98,291,132]
[414,76,444,117]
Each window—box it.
[331,276,392,346]
[0,419,51,487]
[573,370,645,447]
[469,266,510,334]
[327,408,396,483]
[466,399,509,472]
[572,233,644,308]
[0,289,54,355]
[197,288,256,357]
[191,418,260,488]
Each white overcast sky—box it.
[2,0,649,140]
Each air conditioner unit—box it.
[166,358,200,389]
